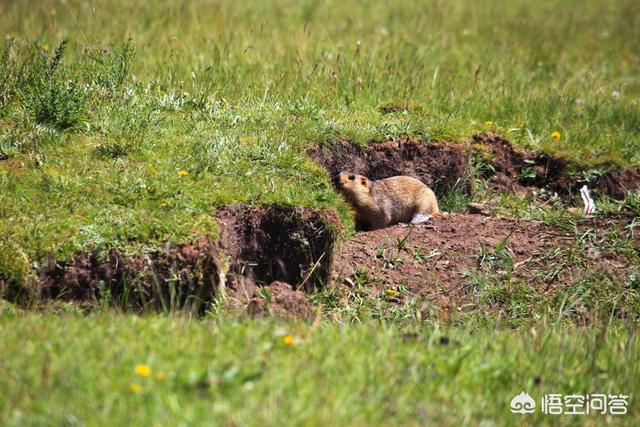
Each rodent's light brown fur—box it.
[336,172,441,230]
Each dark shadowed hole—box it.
[216,204,339,291]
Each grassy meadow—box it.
[1,0,639,425]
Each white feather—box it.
[580,185,596,215]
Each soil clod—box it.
[467,203,492,216]
[235,280,315,320]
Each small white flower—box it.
[611,90,621,100]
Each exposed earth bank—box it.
[2,135,639,318]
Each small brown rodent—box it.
[335,172,442,230]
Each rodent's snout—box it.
[332,174,343,188]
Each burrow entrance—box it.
[2,205,340,315]
[308,133,640,199]
[216,204,339,291]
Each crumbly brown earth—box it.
[309,137,471,194]
[1,205,339,318]
[227,280,316,320]
[309,133,640,198]
[328,212,639,317]
[472,133,640,198]
[7,236,222,314]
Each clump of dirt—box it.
[309,134,640,199]
[216,204,340,291]
[309,138,471,194]
[29,236,221,314]
[472,133,568,191]
[228,280,315,320]
[590,169,640,200]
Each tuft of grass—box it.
[17,39,87,130]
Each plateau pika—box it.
[335,172,441,230]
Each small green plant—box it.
[578,166,607,184]
[376,244,402,269]
[83,40,135,94]
[395,230,412,251]
[437,178,470,212]
[476,232,514,274]
[412,248,440,264]
[516,159,538,182]
[257,287,272,308]
[352,268,370,287]
[18,40,87,130]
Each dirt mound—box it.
[216,205,339,291]
[472,133,567,191]
[329,213,638,315]
[228,280,316,320]
[330,214,551,309]
[309,134,640,199]
[473,133,640,198]
[309,138,471,194]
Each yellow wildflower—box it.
[134,364,152,377]
[42,44,49,52]
[385,289,399,296]
[551,131,561,140]
[129,382,143,393]
[178,170,189,177]
[484,120,494,126]
[283,335,294,346]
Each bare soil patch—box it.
[309,137,470,194]
[330,214,553,309]
[229,280,316,320]
[473,133,640,198]
[329,213,639,315]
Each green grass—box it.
[0,311,638,426]
[1,1,640,424]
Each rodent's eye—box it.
[348,175,356,181]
